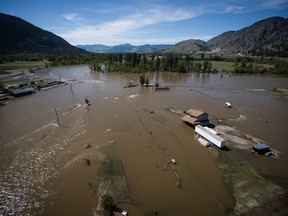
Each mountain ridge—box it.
[0,13,86,55]
[1,12,287,57]
[77,16,288,57]
[76,43,171,53]
[206,16,288,56]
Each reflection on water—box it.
[0,66,287,215]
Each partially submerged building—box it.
[11,87,35,97]
[181,108,209,126]
[181,108,225,148]
[252,144,270,154]
[153,83,170,90]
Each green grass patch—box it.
[0,61,46,71]
[218,150,284,215]
[211,61,235,72]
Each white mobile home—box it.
[195,125,225,148]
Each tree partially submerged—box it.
[101,193,116,215]
[139,73,150,86]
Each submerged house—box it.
[11,87,35,97]
[181,108,210,126]
[153,83,170,90]
[252,144,270,154]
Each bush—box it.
[101,194,116,215]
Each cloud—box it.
[219,0,288,13]
[56,1,288,45]
[58,5,203,45]
[222,5,246,13]
[258,0,288,9]
[62,13,81,21]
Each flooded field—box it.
[0,65,288,215]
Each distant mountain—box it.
[206,17,288,56]
[76,44,111,53]
[159,39,206,54]
[76,43,171,53]
[163,16,288,57]
[80,16,288,56]
[0,13,86,55]
[3,12,286,57]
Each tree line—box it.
[88,53,215,73]
[1,53,287,74]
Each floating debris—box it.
[225,102,232,108]
[87,180,93,188]
[85,144,92,149]
[84,159,90,166]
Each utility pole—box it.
[54,107,60,126]
[70,83,74,95]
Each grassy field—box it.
[218,150,285,215]
[0,61,46,71]
[211,61,235,72]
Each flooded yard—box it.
[0,65,288,215]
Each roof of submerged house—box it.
[181,115,199,124]
[253,143,270,150]
[11,87,35,96]
[186,109,207,117]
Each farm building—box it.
[11,87,35,97]
[252,144,270,154]
[195,125,225,148]
[181,108,210,126]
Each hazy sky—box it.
[1,0,288,45]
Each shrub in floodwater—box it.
[101,193,116,215]
[84,159,90,166]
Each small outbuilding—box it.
[252,144,270,154]
[11,87,35,97]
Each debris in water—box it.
[225,101,232,108]
[176,179,182,188]
[87,180,93,188]
[85,98,91,106]
[162,165,168,170]
[84,159,90,166]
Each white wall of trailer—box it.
[195,125,225,148]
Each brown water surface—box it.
[0,66,287,215]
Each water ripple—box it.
[0,119,87,215]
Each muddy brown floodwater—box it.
[0,65,288,215]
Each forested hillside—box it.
[161,17,288,57]
[206,17,288,57]
[0,13,86,55]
